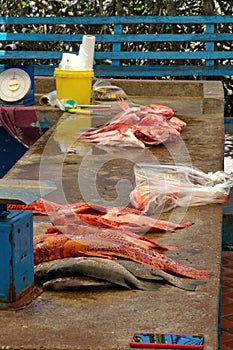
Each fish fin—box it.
[151,268,209,288]
[83,251,116,259]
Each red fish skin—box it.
[65,202,108,215]
[7,198,63,215]
[33,234,85,265]
[33,233,210,280]
[102,208,193,233]
[52,211,123,230]
[110,104,174,124]
[80,123,129,137]
[7,199,107,216]
[168,116,187,132]
[81,123,179,148]
[133,125,179,145]
[7,198,193,235]
[53,205,193,234]
[45,223,171,251]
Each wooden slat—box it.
[0,15,232,79]
[1,33,232,43]
[0,50,232,60]
[0,15,233,25]
[0,63,230,77]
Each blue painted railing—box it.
[0,15,232,78]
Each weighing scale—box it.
[0,179,56,309]
[0,65,35,106]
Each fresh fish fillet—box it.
[33,233,210,280]
[7,198,63,215]
[80,123,145,148]
[130,179,230,214]
[46,224,171,252]
[7,198,193,234]
[80,103,184,148]
[52,205,193,234]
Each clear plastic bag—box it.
[134,163,232,186]
[130,163,233,213]
[92,79,128,102]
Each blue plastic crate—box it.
[0,210,34,304]
[0,127,27,178]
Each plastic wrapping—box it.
[130,163,233,213]
[92,80,128,102]
[80,102,185,148]
[39,90,57,106]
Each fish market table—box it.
[0,80,225,350]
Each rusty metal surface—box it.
[1,80,225,350]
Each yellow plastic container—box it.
[54,68,94,105]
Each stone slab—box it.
[1,80,225,350]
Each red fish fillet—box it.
[46,224,171,251]
[7,198,63,215]
[52,205,193,234]
[8,198,193,234]
[33,233,210,280]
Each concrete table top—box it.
[1,80,225,350]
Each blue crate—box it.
[0,210,34,304]
[0,127,27,178]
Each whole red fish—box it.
[46,224,171,251]
[33,232,210,280]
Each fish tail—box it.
[117,245,210,280]
[136,235,170,251]
[147,219,193,232]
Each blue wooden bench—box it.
[0,15,233,79]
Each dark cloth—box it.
[0,106,42,148]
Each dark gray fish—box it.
[35,257,205,292]
[117,260,205,291]
[43,276,117,291]
[34,257,160,291]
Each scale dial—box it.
[0,68,32,102]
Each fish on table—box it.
[34,257,206,292]
[9,197,208,283]
[130,179,230,214]
[7,198,193,234]
[7,198,63,215]
[79,103,186,148]
[117,260,206,291]
[33,229,210,281]
[46,224,172,252]
[131,163,233,214]
[35,257,160,291]
[43,276,117,292]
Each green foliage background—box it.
[0,0,232,116]
[1,0,232,17]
